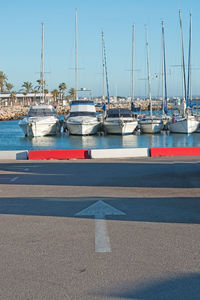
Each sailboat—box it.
[169,12,198,134]
[139,26,163,134]
[19,23,61,137]
[64,9,100,135]
[103,26,138,135]
[160,21,171,128]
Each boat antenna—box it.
[187,13,192,106]
[40,22,45,103]
[75,8,78,100]
[131,24,135,102]
[103,32,110,104]
[145,25,152,118]
[161,21,168,114]
[102,30,106,102]
[179,10,187,103]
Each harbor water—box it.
[0,119,200,151]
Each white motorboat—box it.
[19,105,61,137]
[64,100,101,135]
[103,108,138,135]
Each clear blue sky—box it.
[1,0,200,97]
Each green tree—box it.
[51,89,59,102]
[0,71,7,92]
[35,79,46,92]
[10,91,17,105]
[22,81,33,93]
[6,82,14,93]
[32,89,38,104]
[21,82,33,106]
[10,91,17,100]
[44,89,49,103]
[58,82,67,100]
[68,88,76,100]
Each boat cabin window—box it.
[70,111,96,117]
[28,108,55,117]
[107,109,133,118]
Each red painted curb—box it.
[150,147,200,157]
[28,150,90,160]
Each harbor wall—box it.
[90,148,149,158]
[0,147,200,160]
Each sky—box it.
[1,0,200,97]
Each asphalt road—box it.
[0,157,200,300]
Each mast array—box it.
[75,8,78,100]
[145,26,152,119]
[131,24,135,102]
[102,31,106,101]
[179,10,187,104]
[40,22,44,103]
[187,13,192,106]
[161,21,167,115]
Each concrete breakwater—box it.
[0,105,70,121]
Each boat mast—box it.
[102,30,106,102]
[103,33,110,104]
[75,8,78,100]
[131,24,135,102]
[179,10,187,104]
[145,26,152,118]
[187,13,192,106]
[161,21,167,114]
[40,22,45,103]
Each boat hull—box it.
[19,120,61,137]
[169,118,199,133]
[140,119,163,134]
[66,120,100,135]
[103,120,138,135]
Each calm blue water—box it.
[0,119,200,150]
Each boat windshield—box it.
[107,109,133,118]
[28,108,55,117]
[70,112,96,117]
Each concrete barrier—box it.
[90,148,149,159]
[0,150,28,160]
[150,147,200,157]
[28,149,90,160]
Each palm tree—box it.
[0,71,7,92]
[68,88,76,100]
[6,83,14,105]
[35,79,46,92]
[21,81,33,106]
[59,82,67,101]
[6,82,14,93]
[10,91,17,106]
[32,89,38,104]
[51,89,59,102]
[44,89,49,103]
[22,81,33,93]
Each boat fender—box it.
[28,123,32,127]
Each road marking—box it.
[10,177,19,182]
[76,200,125,253]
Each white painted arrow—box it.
[75,200,126,253]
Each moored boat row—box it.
[18,101,200,137]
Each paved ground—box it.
[0,157,200,300]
